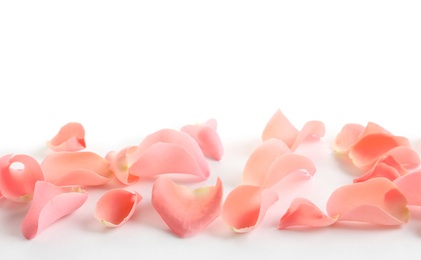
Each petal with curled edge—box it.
[181,119,224,161]
[327,178,409,225]
[0,154,44,202]
[41,152,113,186]
[262,109,298,147]
[106,146,140,185]
[152,176,223,237]
[221,185,278,232]
[394,171,421,206]
[95,189,142,227]
[46,122,86,152]
[21,181,88,239]
[290,120,325,151]
[278,198,337,229]
[353,155,407,183]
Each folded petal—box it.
[394,171,421,206]
[95,189,142,227]
[46,122,86,152]
[106,146,140,185]
[0,154,44,202]
[386,146,420,169]
[21,181,88,239]
[278,198,337,229]
[152,176,223,237]
[262,109,299,147]
[41,152,113,186]
[221,185,278,232]
[353,155,407,183]
[327,178,409,225]
[290,120,325,151]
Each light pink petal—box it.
[181,119,224,161]
[221,185,278,232]
[242,138,291,186]
[106,146,140,185]
[95,189,142,227]
[387,146,420,169]
[0,154,44,202]
[290,120,325,151]
[394,171,421,206]
[129,129,210,180]
[262,109,299,147]
[278,198,337,229]
[353,155,407,183]
[334,123,365,154]
[41,152,113,186]
[151,177,223,237]
[21,181,88,239]
[327,178,409,225]
[46,122,86,152]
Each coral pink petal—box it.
[46,122,86,152]
[387,146,420,169]
[221,185,278,232]
[394,171,421,206]
[41,152,113,186]
[290,120,325,151]
[353,155,407,183]
[263,153,316,189]
[334,123,365,154]
[21,181,88,239]
[242,138,291,186]
[261,109,299,147]
[152,177,223,237]
[0,154,44,202]
[278,198,337,229]
[95,189,142,227]
[327,178,409,225]
[106,146,140,185]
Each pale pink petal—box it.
[95,189,142,227]
[181,119,224,161]
[129,129,210,180]
[327,178,409,225]
[151,177,223,237]
[242,138,291,186]
[261,109,298,147]
[290,120,325,151]
[21,181,88,239]
[41,152,113,186]
[0,154,44,202]
[334,123,365,154]
[394,171,421,206]
[46,122,86,152]
[387,146,420,169]
[278,198,337,229]
[106,146,140,185]
[221,185,278,232]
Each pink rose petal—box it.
[353,155,407,183]
[151,176,223,237]
[278,198,337,229]
[106,146,140,185]
[21,181,88,239]
[327,178,409,225]
[0,154,44,202]
[290,120,325,151]
[95,189,142,227]
[46,122,86,152]
[394,171,421,206]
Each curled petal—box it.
[21,181,88,239]
[262,109,298,147]
[181,119,224,161]
[278,198,337,229]
[95,189,142,227]
[387,146,420,169]
[327,178,409,225]
[221,185,278,232]
[354,155,407,183]
[290,120,325,151]
[394,171,421,206]
[0,154,44,202]
[41,152,113,186]
[106,146,140,185]
[152,177,223,237]
[46,122,86,152]
[334,123,365,154]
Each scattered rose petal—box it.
[353,154,407,183]
[0,154,44,202]
[181,119,224,161]
[46,122,86,152]
[95,189,142,227]
[334,123,365,154]
[21,181,88,239]
[152,176,223,237]
[290,120,325,151]
[106,146,140,185]
[394,171,421,206]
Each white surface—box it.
[1,0,421,259]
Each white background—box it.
[1,1,421,259]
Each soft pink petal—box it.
[95,189,142,227]
[152,177,223,237]
[41,152,113,186]
[46,122,86,152]
[394,171,421,206]
[387,146,420,169]
[334,123,365,154]
[278,198,337,229]
[0,154,44,202]
[327,178,409,225]
[353,155,407,183]
[181,119,224,161]
[21,181,88,239]
[261,109,299,147]
[221,185,278,232]
[106,146,140,185]
[290,120,325,151]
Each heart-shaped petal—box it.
[46,122,86,152]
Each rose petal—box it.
[327,178,409,225]
[353,154,408,183]
[46,122,86,152]
[290,120,325,151]
[386,146,420,169]
[95,189,142,227]
[106,146,140,185]
[151,176,223,237]
[262,109,299,147]
[394,171,421,206]
[278,198,337,229]
[21,181,88,239]
[0,154,44,202]
[181,119,224,161]
[221,185,278,232]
